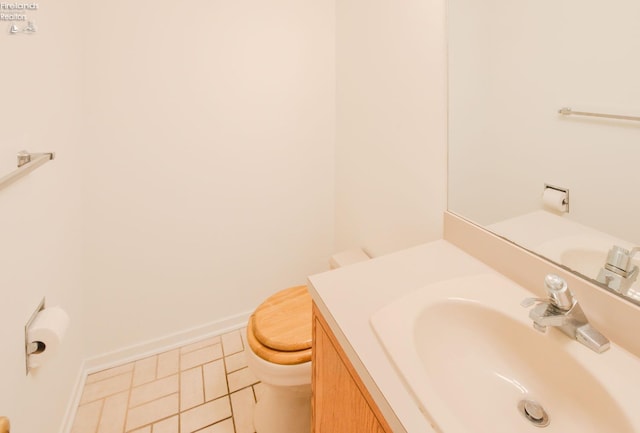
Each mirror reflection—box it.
[447,0,640,304]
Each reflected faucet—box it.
[597,245,640,300]
[522,274,610,353]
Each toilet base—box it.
[253,383,311,433]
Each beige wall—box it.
[0,2,448,431]
[0,2,86,432]
[81,0,336,358]
[335,0,448,256]
[448,0,640,245]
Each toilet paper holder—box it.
[24,297,45,375]
[544,183,570,212]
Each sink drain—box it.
[518,399,550,427]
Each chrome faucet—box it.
[596,245,640,300]
[522,274,610,353]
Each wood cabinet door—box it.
[312,304,392,433]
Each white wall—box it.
[335,0,448,256]
[0,2,85,432]
[448,0,640,244]
[82,0,336,358]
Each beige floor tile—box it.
[86,363,134,384]
[125,393,179,431]
[221,330,244,356]
[181,344,223,370]
[180,366,205,410]
[153,415,179,433]
[203,359,228,401]
[71,399,103,433]
[230,387,256,433]
[97,391,128,433]
[132,356,158,386]
[180,336,221,354]
[157,349,180,378]
[180,397,232,433]
[129,374,178,408]
[128,427,151,433]
[196,418,235,433]
[224,351,247,373]
[227,367,259,393]
[80,372,132,404]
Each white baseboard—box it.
[59,310,251,433]
[58,360,88,433]
[83,310,252,374]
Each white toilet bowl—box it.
[245,249,370,433]
[246,344,311,433]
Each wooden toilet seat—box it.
[247,285,313,365]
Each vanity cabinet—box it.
[312,302,393,433]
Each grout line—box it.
[93,399,106,433]
[123,411,178,433]
[175,394,233,427]
[192,416,234,433]
[121,363,135,433]
[79,372,134,407]
[200,363,206,408]
[85,370,133,386]
[222,345,238,433]
[250,385,257,404]
[126,375,180,410]
[229,383,260,397]
[86,364,134,386]
[178,347,182,433]
[239,329,246,351]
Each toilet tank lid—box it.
[329,249,370,269]
[252,285,312,352]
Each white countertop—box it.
[307,240,499,432]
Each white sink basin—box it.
[371,273,640,433]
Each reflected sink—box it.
[537,234,639,280]
[557,247,607,276]
[371,273,640,432]
[536,235,640,299]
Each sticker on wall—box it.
[2,2,39,35]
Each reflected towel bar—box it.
[558,107,640,122]
[0,151,55,191]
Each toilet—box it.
[246,285,313,433]
[246,249,370,433]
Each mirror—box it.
[447,0,640,304]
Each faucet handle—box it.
[521,297,551,333]
[544,274,574,311]
[520,297,547,308]
[605,245,640,276]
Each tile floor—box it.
[71,328,262,433]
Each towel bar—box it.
[559,107,640,122]
[0,150,55,191]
